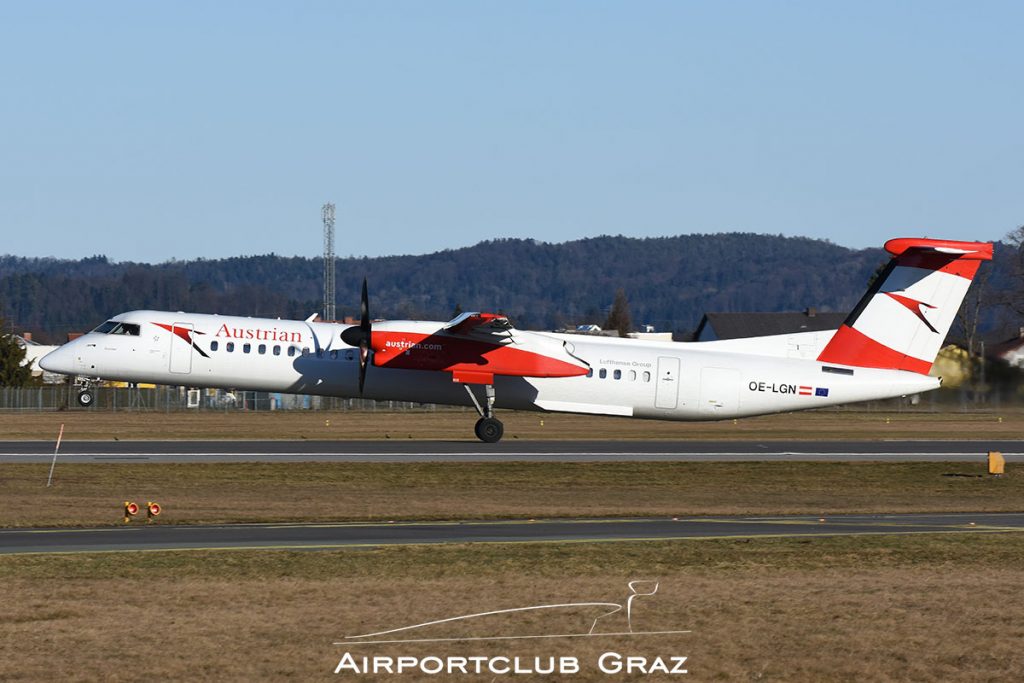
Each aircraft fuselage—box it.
[40,310,938,422]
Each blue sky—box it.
[1,2,1021,262]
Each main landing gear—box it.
[474,416,504,443]
[463,383,504,443]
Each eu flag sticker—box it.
[815,387,829,397]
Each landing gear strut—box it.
[464,383,503,443]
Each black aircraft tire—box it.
[475,417,504,444]
[77,390,95,407]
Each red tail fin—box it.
[816,238,992,374]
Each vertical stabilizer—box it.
[817,238,992,374]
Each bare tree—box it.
[1001,225,1024,317]
[604,289,633,337]
[956,261,991,360]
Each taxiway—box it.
[0,439,1020,463]
[2,513,1022,554]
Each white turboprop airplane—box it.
[40,237,991,442]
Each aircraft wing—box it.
[443,312,514,336]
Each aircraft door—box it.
[168,323,194,374]
[655,356,680,409]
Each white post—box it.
[46,423,65,488]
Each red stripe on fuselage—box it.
[153,322,194,345]
[153,322,210,358]
[370,331,588,378]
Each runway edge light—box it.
[147,501,162,523]
[123,501,139,524]
[988,451,1005,476]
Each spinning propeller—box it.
[339,279,371,393]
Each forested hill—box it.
[0,233,996,341]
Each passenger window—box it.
[288,347,296,357]
[330,350,338,360]
[586,368,593,378]
[210,341,219,352]
[226,342,235,352]
[613,369,621,380]
[316,349,323,358]
[629,370,636,381]
[599,369,607,379]
[643,371,651,382]
[258,344,266,355]
[302,348,310,357]
[273,345,281,356]
[243,343,251,354]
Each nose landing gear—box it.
[463,383,504,443]
[74,378,99,408]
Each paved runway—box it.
[0,440,1021,463]
[2,513,1022,554]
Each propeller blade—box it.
[340,279,373,348]
[358,342,368,393]
[340,278,371,394]
[360,278,369,332]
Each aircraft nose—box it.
[39,346,75,375]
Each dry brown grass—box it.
[1,407,1022,441]
[1,534,1022,681]
[1,461,1020,528]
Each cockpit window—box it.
[91,321,141,335]
[110,323,141,336]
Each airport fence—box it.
[0,385,1017,413]
[0,386,464,413]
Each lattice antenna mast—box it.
[322,202,336,321]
